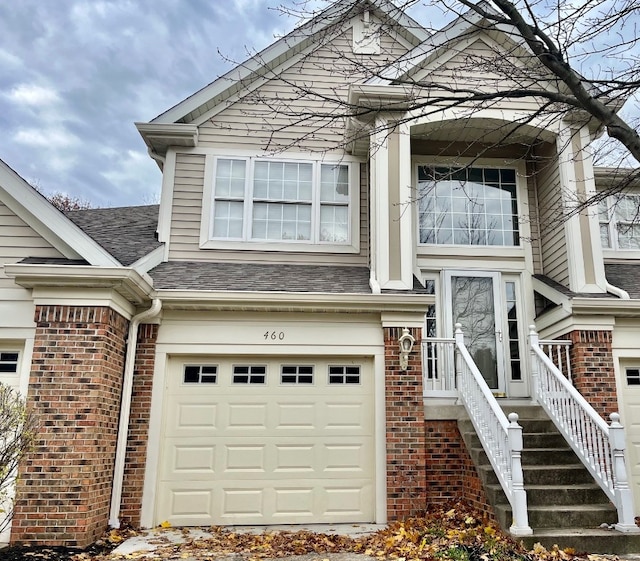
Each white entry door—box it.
[445,271,507,394]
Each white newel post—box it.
[507,412,532,535]
[454,323,464,402]
[609,413,640,532]
[528,326,540,404]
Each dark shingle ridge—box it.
[64,205,162,266]
[533,274,617,299]
[150,261,373,293]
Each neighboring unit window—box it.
[233,365,267,384]
[599,194,640,250]
[183,365,218,384]
[211,158,351,245]
[626,368,640,386]
[328,365,361,384]
[417,166,519,246]
[0,352,18,373]
[281,365,314,384]
[505,282,521,381]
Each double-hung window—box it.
[206,156,354,250]
[599,194,640,250]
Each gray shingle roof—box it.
[150,261,373,293]
[533,274,617,298]
[64,205,161,266]
[605,264,640,299]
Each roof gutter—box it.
[109,298,162,529]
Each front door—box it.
[445,271,507,394]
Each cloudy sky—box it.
[0,0,326,207]
[1,1,637,207]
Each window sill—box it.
[603,250,640,261]
[417,245,525,259]
[199,239,360,254]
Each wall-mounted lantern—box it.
[398,327,415,371]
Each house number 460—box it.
[264,331,285,341]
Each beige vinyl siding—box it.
[196,29,407,152]
[412,34,561,114]
[0,201,63,289]
[168,154,370,265]
[535,143,569,285]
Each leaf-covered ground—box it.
[0,503,622,561]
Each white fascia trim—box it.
[571,298,640,316]
[135,123,198,153]
[4,264,154,304]
[0,160,120,266]
[366,8,490,84]
[129,245,165,275]
[152,0,429,125]
[531,276,572,312]
[155,289,434,313]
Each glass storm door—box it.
[445,271,506,394]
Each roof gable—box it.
[0,159,121,267]
[147,0,429,127]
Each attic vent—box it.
[353,9,380,54]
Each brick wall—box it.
[384,326,426,519]
[567,330,618,419]
[120,324,158,526]
[12,306,128,547]
[425,420,495,521]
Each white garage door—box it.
[157,356,375,526]
[620,365,640,515]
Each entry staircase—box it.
[460,404,640,553]
[424,325,640,553]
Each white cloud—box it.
[14,127,79,148]
[7,83,60,106]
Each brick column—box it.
[567,330,618,419]
[384,326,426,519]
[120,324,158,526]
[12,306,128,547]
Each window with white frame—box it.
[417,166,520,246]
[210,157,351,245]
[599,194,640,250]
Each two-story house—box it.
[2,0,640,551]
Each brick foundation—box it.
[120,324,158,526]
[385,327,427,519]
[424,419,495,521]
[567,330,618,419]
[12,306,128,547]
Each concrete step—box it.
[519,528,640,554]
[479,463,595,486]
[495,503,617,530]
[485,483,609,506]
[470,446,578,467]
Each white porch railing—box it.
[529,326,639,532]
[422,337,456,396]
[454,324,532,536]
[538,338,572,382]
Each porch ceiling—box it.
[409,118,556,145]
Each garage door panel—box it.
[158,357,375,525]
[159,479,373,526]
[164,437,371,480]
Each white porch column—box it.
[557,123,607,293]
[370,117,413,290]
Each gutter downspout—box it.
[606,281,630,300]
[109,298,162,528]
